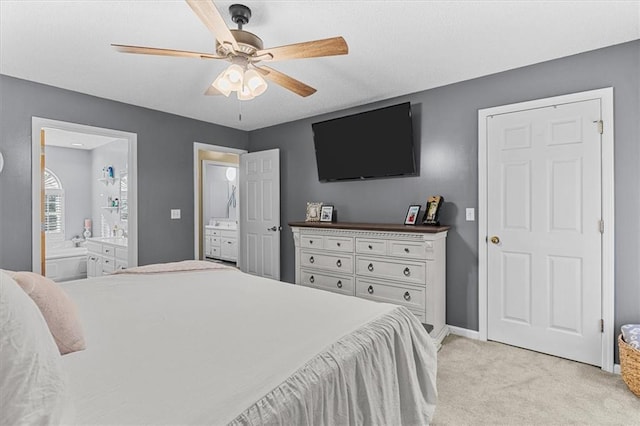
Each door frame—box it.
[193,142,246,261]
[478,87,614,372]
[31,117,138,273]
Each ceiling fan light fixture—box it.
[225,64,244,90]
[212,70,232,97]
[244,69,268,96]
[237,84,255,101]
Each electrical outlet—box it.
[466,208,475,221]
[171,209,181,219]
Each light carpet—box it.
[431,335,640,425]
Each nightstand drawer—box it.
[356,257,426,285]
[389,240,433,260]
[325,236,354,252]
[356,278,426,311]
[301,251,353,274]
[301,270,354,295]
[356,238,387,255]
[301,235,324,249]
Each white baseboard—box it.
[614,364,621,375]
[447,325,481,340]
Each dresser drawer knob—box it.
[404,291,411,301]
[367,285,374,294]
[309,240,314,244]
[337,280,343,289]
[336,259,342,267]
[368,245,373,250]
[309,275,315,283]
[309,256,315,264]
[403,267,411,276]
[404,247,410,253]
[337,242,341,247]
[367,263,374,272]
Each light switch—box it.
[465,208,475,221]
[171,209,181,219]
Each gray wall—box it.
[0,75,248,269]
[248,41,640,341]
[44,146,92,240]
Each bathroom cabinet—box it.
[86,238,128,277]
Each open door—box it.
[239,149,280,280]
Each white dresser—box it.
[290,222,449,346]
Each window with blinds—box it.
[43,168,65,240]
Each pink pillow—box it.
[9,271,86,355]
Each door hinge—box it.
[599,220,604,234]
[600,319,604,333]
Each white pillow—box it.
[0,270,69,424]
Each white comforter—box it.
[61,266,437,425]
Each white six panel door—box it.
[239,149,281,280]
[487,99,602,366]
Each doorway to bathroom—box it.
[202,159,240,265]
[31,118,138,280]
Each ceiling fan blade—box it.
[255,36,348,62]
[254,65,317,97]
[204,84,224,96]
[111,44,225,59]
[185,0,239,51]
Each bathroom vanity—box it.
[86,237,128,277]
[204,220,237,263]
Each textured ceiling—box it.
[1,1,639,131]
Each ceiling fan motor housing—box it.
[230,4,251,28]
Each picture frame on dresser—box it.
[305,202,323,222]
[404,205,421,225]
[320,205,334,222]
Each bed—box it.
[2,261,437,425]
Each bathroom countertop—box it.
[87,237,128,247]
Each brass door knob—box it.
[490,236,500,244]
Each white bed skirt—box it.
[231,307,437,425]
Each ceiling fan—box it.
[112,1,348,100]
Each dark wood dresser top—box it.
[288,221,450,234]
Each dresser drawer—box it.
[356,257,426,285]
[301,270,354,295]
[389,240,434,260]
[301,234,323,249]
[355,278,426,311]
[325,236,354,252]
[206,229,221,236]
[408,308,426,324]
[102,245,115,257]
[300,251,353,274]
[356,238,387,255]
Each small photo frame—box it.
[320,205,334,222]
[422,195,444,225]
[404,205,421,225]
[305,202,323,222]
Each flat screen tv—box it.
[312,102,416,182]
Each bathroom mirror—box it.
[119,172,128,222]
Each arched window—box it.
[43,168,65,240]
